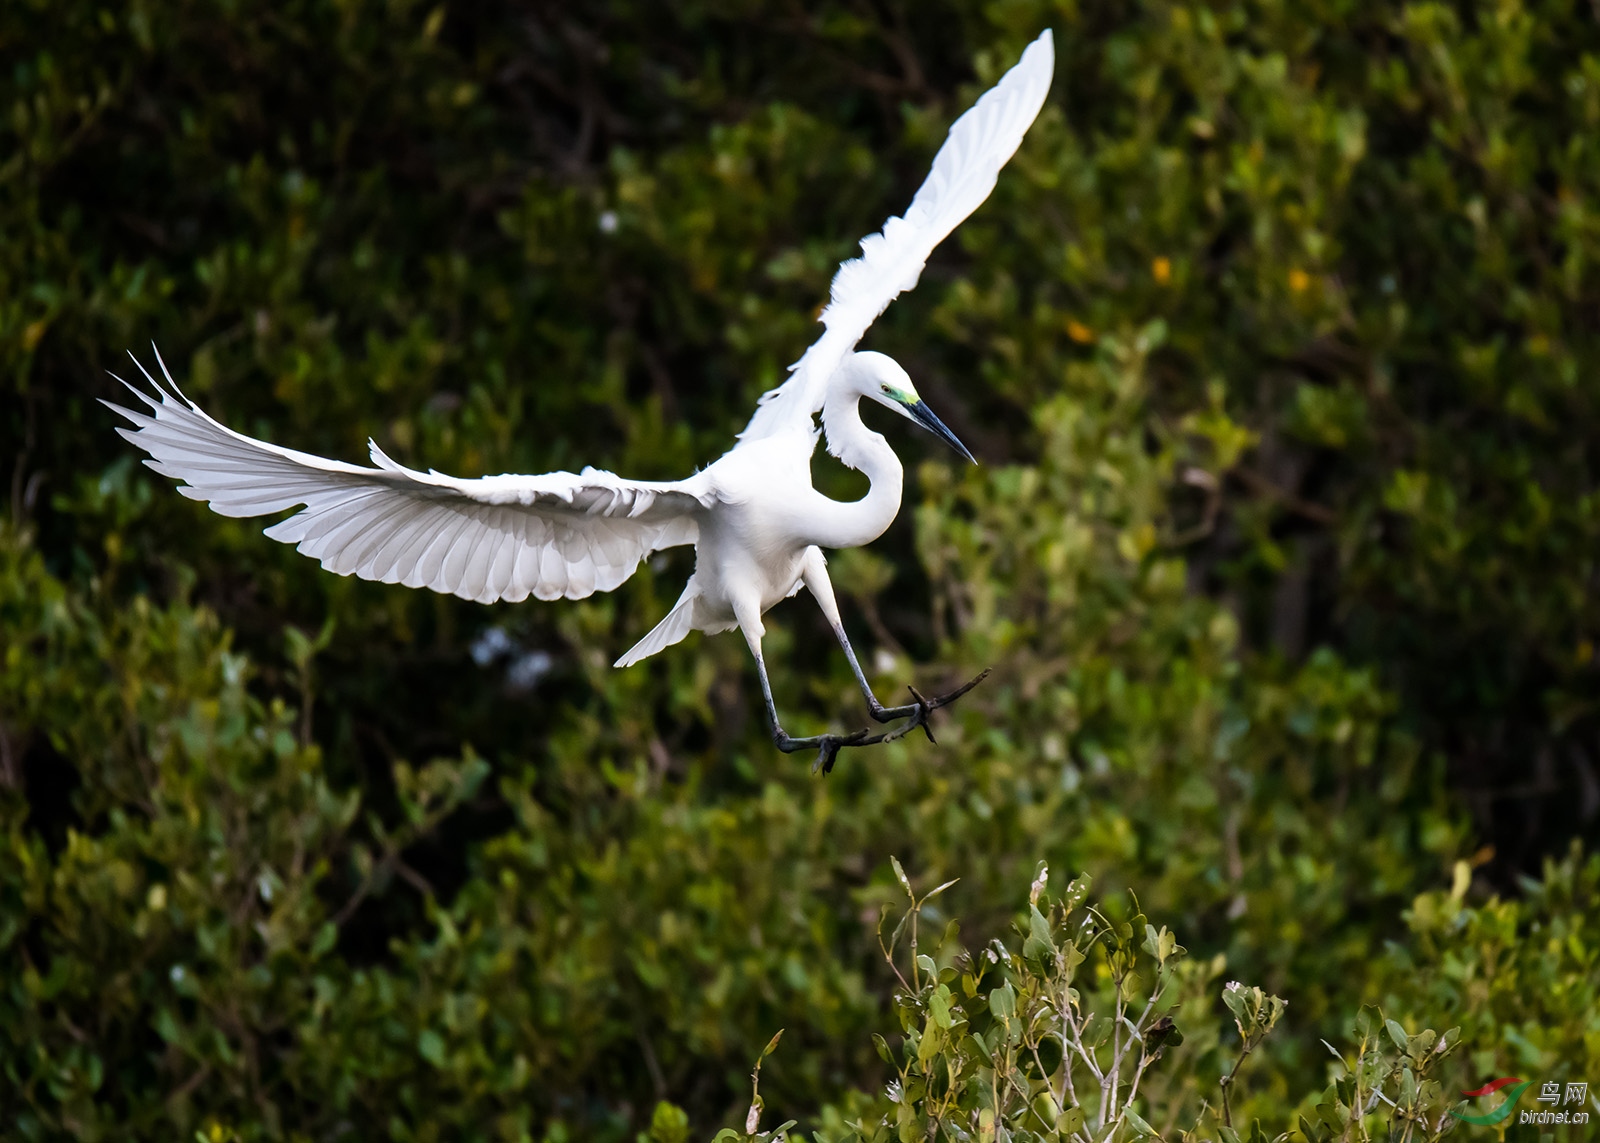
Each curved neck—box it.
[811,390,903,549]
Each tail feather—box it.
[615,584,701,668]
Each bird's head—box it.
[848,351,976,464]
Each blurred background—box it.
[3,1,1597,1139]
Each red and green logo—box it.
[1451,1077,1532,1125]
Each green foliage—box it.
[1286,1006,1465,1143]
[834,863,1213,1141]
[4,0,1600,1139]
[0,522,487,1138]
[1372,848,1600,1095]
[778,864,1595,1143]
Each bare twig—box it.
[1219,1039,1257,1128]
[1231,465,1336,525]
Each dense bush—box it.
[3,1,1598,1139]
[735,855,1598,1142]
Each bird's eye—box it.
[881,383,891,392]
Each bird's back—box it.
[705,426,818,504]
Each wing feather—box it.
[536,543,568,601]
[300,492,386,558]
[334,495,425,576]
[509,529,541,603]
[104,349,713,604]
[365,505,440,583]
[465,514,514,604]
[566,541,596,599]
[444,506,492,601]
[405,509,471,592]
[483,526,520,604]
[738,30,1053,443]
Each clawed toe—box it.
[810,728,871,775]
[925,668,993,711]
[830,668,994,767]
[780,668,993,775]
[904,686,937,743]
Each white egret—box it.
[104,30,1055,772]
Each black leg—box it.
[829,621,991,746]
[745,607,992,774]
[830,622,918,723]
[751,648,871,773]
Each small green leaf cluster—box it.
[823,862,1222,1143]
[710,1031,798,1143]
[1288,1009,1463,1143]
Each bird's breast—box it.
[692,507,809,611]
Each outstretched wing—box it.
[105,349,713,605]
[737,29,1054,443]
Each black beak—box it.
[908,399,977,464]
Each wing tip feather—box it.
[735,29,1052,444]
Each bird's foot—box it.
[858,668,994,748]
[810,730,871,776]
[868,667,993,728]
[772,728,873,776]
[784,670,993,776]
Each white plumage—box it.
[738,30,1054,444]
[105,31,1054,769]
[110,367,708,606]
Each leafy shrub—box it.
[0,523,487,1138]
[721,858,1598,1142]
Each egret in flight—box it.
[105,31,1055,772]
